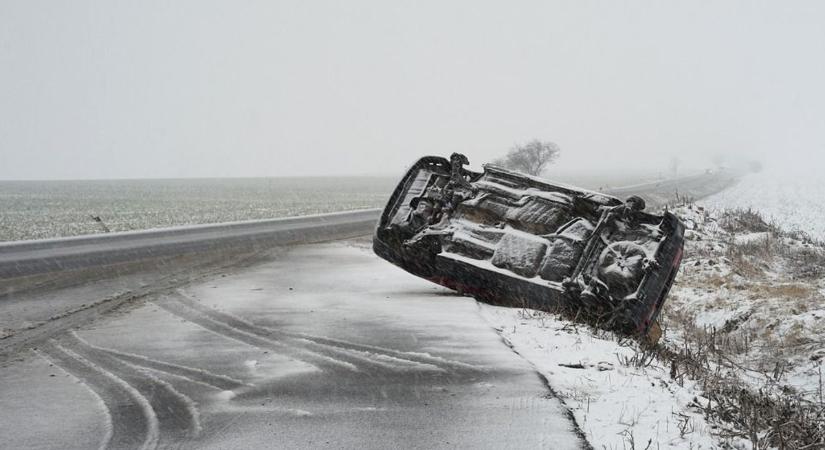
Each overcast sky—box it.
[2,1,824,180]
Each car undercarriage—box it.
[374,154,685,338]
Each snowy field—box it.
[0,177,395,242]
[703,168,825,241]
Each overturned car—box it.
[373,154,685,338]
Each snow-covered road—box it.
[0,243,587,449]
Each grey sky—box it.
[1,1,824,180]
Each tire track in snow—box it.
[163,295,442,373]
[288,333,480,371]
[36,349,114,450]
[169,292,454,373]
[62,333,199,445]
[74,338,248,391]
[155,298,360,373]
[38,342,159,450]
[180,292,480,370]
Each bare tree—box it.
[494,140,560,176]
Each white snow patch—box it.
[479,305,721,449]
[215,390,236,401]
[734,232,771,245]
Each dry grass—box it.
[705,274,729,287]
[716,208,825,281]
[643,316,825,449]
[756,283,817,300]
[718,207,779,234]
[648,206,825,448]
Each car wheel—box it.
[596,241,648,297]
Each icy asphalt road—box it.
[0,242,587,449]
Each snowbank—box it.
[479,305,722,449]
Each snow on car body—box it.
[373,154,685,337]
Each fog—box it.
[2,1,824,180]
